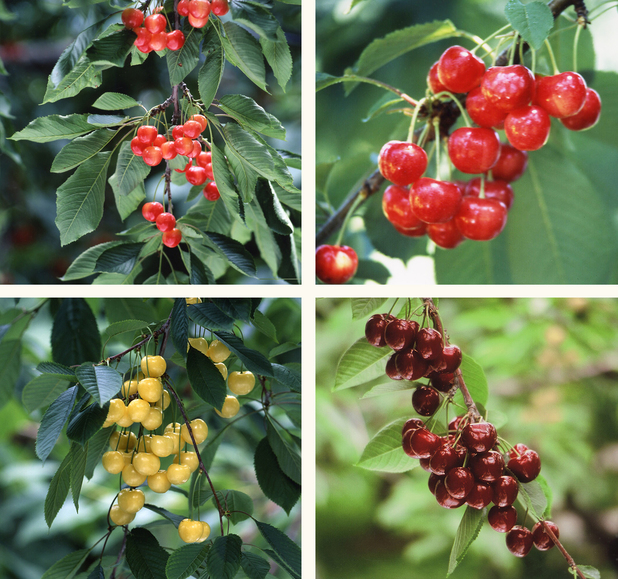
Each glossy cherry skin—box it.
[428,472,444,495]
[455,197,508,241]
[386,353,403,380]
[437,345,462,373]
[162,228,182,248]
[505,105,551,151]
[466,482,494,509]
[142,201,164,222]
[532,521,559,551]
[435,480,466,508]
[493,475,519,507]
[122,8,144,29]
[409,428,442,458]
[534,72,587,118]
[378,141,428,187]
[469,450,505,483]
[508,449,541,482]
[384,318,418,351]
[402,417,424,437]
[488,144,528,182]
[560,88,601,131]
[461,422,497,453]
[393,222,427,237]
[466,87,508,128]
[437,45,486,94]
[144,13,167,34]
[506,526,534,557]
[149,31,168,52]
[429,443,466,476]
[382,185,426,231]
[315,245,358,284]
[402,428,418,456]
[177,0,190,16]
[481,65,535,112]
[508,443,529,459]
[156,212,176,232]
[365,313,395,347]
[409,178,462,224]
[447,414,465,432]
[137,125,158,145]
[430,372,455,393]
[186,166,208,186]
[448,127,501,174]
[416,328,444,361]
[203,182,220,201]
[412,385,441,416]
[396,347,429,380]
[445,466,475,499]
[427,61,448,94]
[488,505,518,533]
[465,178,514,210]
[427,220,465,249]
[211,0,230,16]
[189,0,211,19]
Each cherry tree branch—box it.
[539,520,587,579]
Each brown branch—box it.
[539,520,587,579]
[107,313,172,363]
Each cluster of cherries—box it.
[365,312,560,558]
[379,44,602,248]
[121,0,230,53]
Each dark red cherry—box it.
[435,479,466,508]
[385,352,403,380]
[402,417,424,437]
[447,414,465,433]
[382,184,427,231]
[489,144,528,182]
[402,429,418,457]
[412,385,441,417]
[447,127,501,174]
[384,318,418,351]
[365,313,395,347]
[466,482,494,509]
[508,449,541,483]
[508,443,529,459]
[469,450,505,483]
[481,65,535,112]
[428,472,444,495]
[416,328,444,361]
[531,521,559,551]
[461,422,497,453]
[506,526,534,557]
[445,466,475,499]
[396,348,429,380]
[431,372,455,393]
[428,442,466,476]
[488,505,518,533]
[437,45,486,94]
[492,475,519,507]
[441,345,463,372]
[409,428,443,459]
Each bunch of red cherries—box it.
[365,312,560,558]
[379,44,602,248]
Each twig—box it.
[107,312,172,363]
[540,520,587,579]
[110,525,128,579]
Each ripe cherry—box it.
[508,449,541,483]
[382,185,426,231]
[161,141,178,160]
[464,178,514,210]
[183,120,203,138]
[437,45,486,94]
[431,372,454,393]
[455,197,508,241]
[409,178,462,224]
[415,327,444,361]
[490,144,528,182]
[402,417,424,437]
[531,521,559,551]
[435,480,466,508]
[196,151,213,168]
[378,141,428,187]
[131,137,146,156]
[428,442,465,475]
[504,105,551,151]
[144,13,167,34]
[203,181,220,201]
[122,8,144,29]
[315,245,358,284]
[508,443,529,459]
[466,86,507,128]
[174,137,194,156]
[137,125,158,146]
[156,212,176,232]
[188,140,202,158]
[460,422,497,453]
[166,30,186,51]
[412,385,441,417]
[134,28,152,52]
[506,526,534,557]
[153,134,166,147]
[162,228,182,248]
[493,475,519,507]
[427,61,448,94]
[384,318,418,351]
[428,472,444,495]
[211,0,230,16]
[481,65,535,112]
[396,348,428,380]
[534,71,587,118]
[142,201,164,222]
[448,127,501,174]
[365,313,395,347]
[488,505,518,533]
[142,146,163,166]
[444,466,474,499]
[393,223,427,237]
[149,31,168,52]
[427,220,465,249]
[469,450,505,483]
[409,428,442,458]
[190,114,208,132]
[386,353,403,380]
[560,88,601,131]
[466,482,493,509]
[186,166,208,186]
[177,0,190,16]
[188,13,209,28]
[172,125,185,140]
[189,0,211,19]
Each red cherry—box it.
[153,134,166,147]
[410,178,462,224]
[534,71,587,118]
[162,228,182,248]
[384,318,418,351]
[508,443,529,459]
[469,450,505,483]
[435,480,466,508]
[203,162,215,180]
[437,45,486,94]
[174,137,194,156]
[428,442,465,475]
[166,30,186,51]
[431,372,455,393]
[427,220,465,249]
[134,28,152,52]
[504,105,551,151]
[481,65,535,112]
[188,13,209,28]
[508,449,541,483]
[506,526,534,557]
[365,313,395,347]
[142,202,164,222]
[490,144,528,182]
[461,422,497,453]
[531,521,559,551]
[415,328,443,361]
[196,151,213,168]
[560,88,601,131]
[172,125,185,140]
[402,428,417,456]
[444,466,474,499]
[122,8,144,29]
[488,505,518,533]
[493,475,519,507]
[156,212,176,232]
[190,114,208,132]
[466,482,493,509]
[409,428,443,459]
[412,385,441,417]
[427,61,448,94]
[211,0,229,16]
[185,166,208,186]
[382,185,425,231]
[440,345,462,372]
[378,141,428,187]
[428,473,444,495]
[144,13,167,34]
[130,137,146,156]
[455,197,508,241]
[189,0,211,19]
[137,125,158,146]
[177,0,190,16]
[149,31,168,52]
[203,181,220,201]
[161,141,178,160]
[395,347,428,380]
[402,417,424,437]
[183,120,203,139]
[142,146,163,166]
[464,178,514,210]
[392,223,427,238]
[175,161,192,174]
[447,127,501,174]
[315,245,358,284]
[385,353,403,380]
[466,87,508,128]
[188,140,201,158]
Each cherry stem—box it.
[573,17,583,72]
[539,520,587,579]
[110,525,129,579]
[544,38,560,75]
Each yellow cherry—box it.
[215,395,240,418]
[208,340,230,363]
[141,355,167,378]
[118,488,145,514]
[142,406,163,430]
[147,470,172,493]
[138,377,163,403]
[227,371,256,395]
[110,504,135,526]
[180,418,208,445]
[133,452,161,476]
[128,398,150,422]
[166,463,191,485]
[107,398,126,423]
[122,464,147,487]
[188,337,209,357]
[102,451,125,474]
[178,518,202,543]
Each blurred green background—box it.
[317,297,618,579]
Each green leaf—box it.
[210,142,240,212]
[95,242,143,274]
[171,298,190,360]
[61,241,122,281]
[56,151,111,245]
[52,298,101,367]
[41,548,91,579]
[102,319,149,340]
[205,232,257,278]
[87,564,105,579]
[240,552,270,579]
[213,298,253,323]
[224,141,258,202]
[125,528,169,579]
[113,180,146,220]
[275,231,300,284]
[245,201,281,275]
[361,381,414,399]
[222,21,267,91]
[214,331,273,377]
[577,566,601,579]
[219,94,285,140]
[254,437,300,514]
[10,114,97,143]
[36,385,79,462]
[255,178,293,235]
[357,417,419,473]
[51,129,116,173]
[143,503,185,527]
[447,507,485,576]
[22,373,76,413]
[86,28,134,67]
[43,55,103,104]
[224,123,275,182]
[0,339,22,410]
[504,0,554,51]
[109,140,151,197]
[167,25,202,86]
[350,298,388,320]
[452,354,489,408]
[333,337,391,391]
[66,401,108,445]
[252,310,278,342]
[186,347,227,409]
[69,441,87,511]
[214,489,254,524]
[0,0,15,21]
[165,543,210,579]
[92,92,140,110]
[206,535,242,579]
[266,418,301,484]
[84,427,112,479]
[188,302,236,331]
[44,453,72,528]
[199,28,224,109]
[75,364,122,406]
[260,26,293,92]
[104,297,157,324]
[272,364,300,392]
[255,521,300,578]
[231,1,280,41]
[516,477,550,519]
